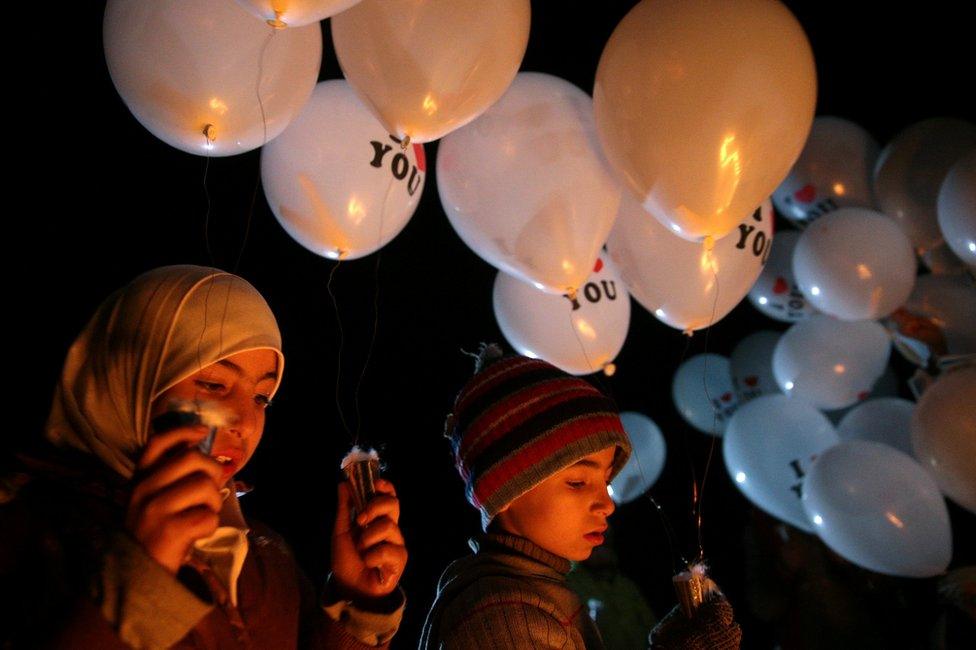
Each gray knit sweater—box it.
[420,533,604,649]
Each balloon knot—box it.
[602,362,617,377]
[267,10,287,29]
[202,124,216,147]
[682,328,694,337]
[702,235,715,251]
[400,135,411,150]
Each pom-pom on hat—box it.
[445,344,631,529]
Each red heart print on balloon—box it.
[593,258,604,273]
[794,184,816,203]
[773,277,789,294]
[744,376,758,387]
[413,143,426,172]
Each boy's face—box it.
[495,446,617,561]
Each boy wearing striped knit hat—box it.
[420,345,741,649]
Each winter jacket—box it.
[0,445,402,649]
[420,533,604,649]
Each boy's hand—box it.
[649,598,742,650]
[331,479,407,602]
[125,426,224,574]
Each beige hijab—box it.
[45,265,284,479]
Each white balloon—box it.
[236,0,362,27]
[493,254,630,375]
[332,0,530,144]
[773,314,891,410]
[730,330,782,404]
[874,118,976,253]
[912,365,976,514]
[793,208,916,321]
[104,0,321,156]
[772,116,880,226]
[724,395,838,532]
[261,81,425,260]
[438,73,621,294]
[748,230,816,323]
[803,441,952,578]
[837,397,916,457]
[672,354,739,436]
[888,273,976,367]
[610,412,667,505]
[937,149,976,268]
[609,195,773,332]
[593,0,816,243]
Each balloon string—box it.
[353,251,382,446]
[230,29,275,273]
[326,259,352,440]
[202,153,215,267]
[350,161,399,445]
[647,495,687,575]
[693,259,723,562]
[565,294,596,371]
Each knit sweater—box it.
[421,533,604,649]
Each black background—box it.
[14,1,976,647]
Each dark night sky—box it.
[15,1,975,646]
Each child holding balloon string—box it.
[0,265,407,648]
[421,343,742,649]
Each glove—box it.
[649,597,742,650]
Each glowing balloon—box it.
[236,0,362,27]
[874,118,976,253]
[104,0,321,156]
[937,149,976,268]
[608,195,773,332]
[610,412,667,504]
[748,230,816,323]
[493,255,630,376]
[724,395,838,532]
[332,0,530,143]
[672,354,739,436]
[730,330,781,403]
[792,208,916,320]
[261,81,425,260]
[803,441,952,578]
[594,0,816,241]
[912,365,976,514]
[773,116,879,226]
[438,73,621,294]
[773,315,891,411]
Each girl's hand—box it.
[125,426,224,574]
[331,479,407,602]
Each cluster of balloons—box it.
[717,319,973,577]
[104,0,975,584]
[107,0,828,376]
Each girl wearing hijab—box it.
[0,265,407,649]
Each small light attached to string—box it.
[267,10,287,29]
[202,123,216,150]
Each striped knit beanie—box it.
[446,344,632,530]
